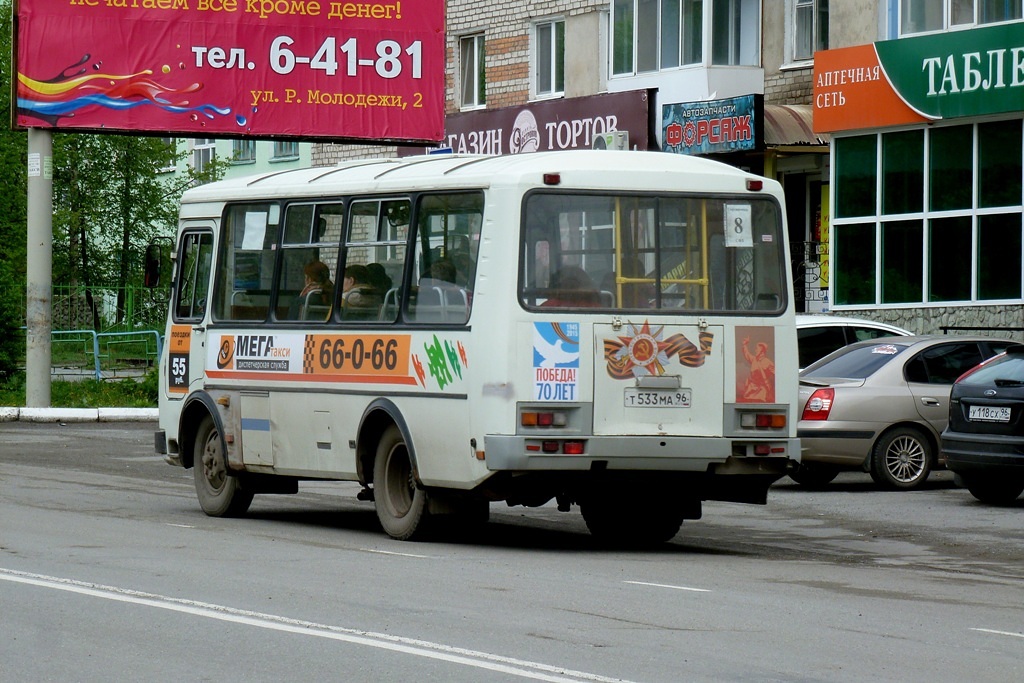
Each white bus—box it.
[152,150,799,544]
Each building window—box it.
[272,141,299,161]
[535,19,565,97]
[232,140,256,164]
[192,138,216,177]
[980,0,1023,23]
[711,0,760,66]
[899,0,1022,36]
[832,120,1024,306]
[158,137,177,173]
[793,0,828,61]
[612,0,703,76]
[460,34,486,109]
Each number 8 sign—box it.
[724,203,753,248]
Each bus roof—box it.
[179,150,779,205]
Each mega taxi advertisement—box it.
[13,0,445,142]
[204,331,467,391]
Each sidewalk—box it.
[0,407,158,422]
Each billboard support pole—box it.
[26,128,53,407]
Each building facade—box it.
[162,138,312,181]
[311,1,1023,334]
[814,2,1024,335]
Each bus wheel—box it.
[581,496,683,547]
[194,415,254,517]
[373,425,428,541]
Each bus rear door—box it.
[592,320,725,437]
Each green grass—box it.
[0,369,158,408]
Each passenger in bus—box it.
[415,258,471,320]
[287,260,333,319]
[450,251,475,288]
[424,258,457,284]
[366,262,393,295]
[342,264,383,313]
[543,266,601,307]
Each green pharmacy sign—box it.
[875,22,1024,120]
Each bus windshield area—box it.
[519,192,788,313]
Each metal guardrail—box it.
[47,329,163,380]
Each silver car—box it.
[795,335,1019,489]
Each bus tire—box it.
[581,496,684,547]
[194,415,253,517]
[373,424,428,541]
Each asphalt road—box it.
[1,422,1021,682]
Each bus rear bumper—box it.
[483,434,798,474]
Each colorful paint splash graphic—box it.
[17,54,235,127]
[604,321,713,379]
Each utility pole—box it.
[25,128,53,407]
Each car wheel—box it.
[870,427,932,490]
[960,473,1024,505]
[788,463,840,487]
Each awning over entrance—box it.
[764,104,829,146]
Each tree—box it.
[50,133,228,329]
[0,0,28,377]
[4,0,228,339]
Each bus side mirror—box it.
[144,243,162,288]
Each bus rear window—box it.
[519,192,787,313]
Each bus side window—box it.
[274,203,342,322]
[407,192,483,325]
[343,198,410,322]
[213,203,279,321]
[174,231,213,322]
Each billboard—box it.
[662,94,763,156]
[14,0,445,142]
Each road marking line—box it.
[359,548,433,559]
[0,568,633,683]
[165,523,195,528]
[971,628,1024,640]
[624,580,711,593]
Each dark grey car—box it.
[942,345,1024,504]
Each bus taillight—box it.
[521,411,568,427]
[562,441,585,455]
[739,412,787,429]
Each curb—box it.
[0,407,158,423]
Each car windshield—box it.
[957,350,1024,386]
[802,342,910,380]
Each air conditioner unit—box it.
[592,131,629,150]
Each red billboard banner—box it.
[14,0,445,142]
